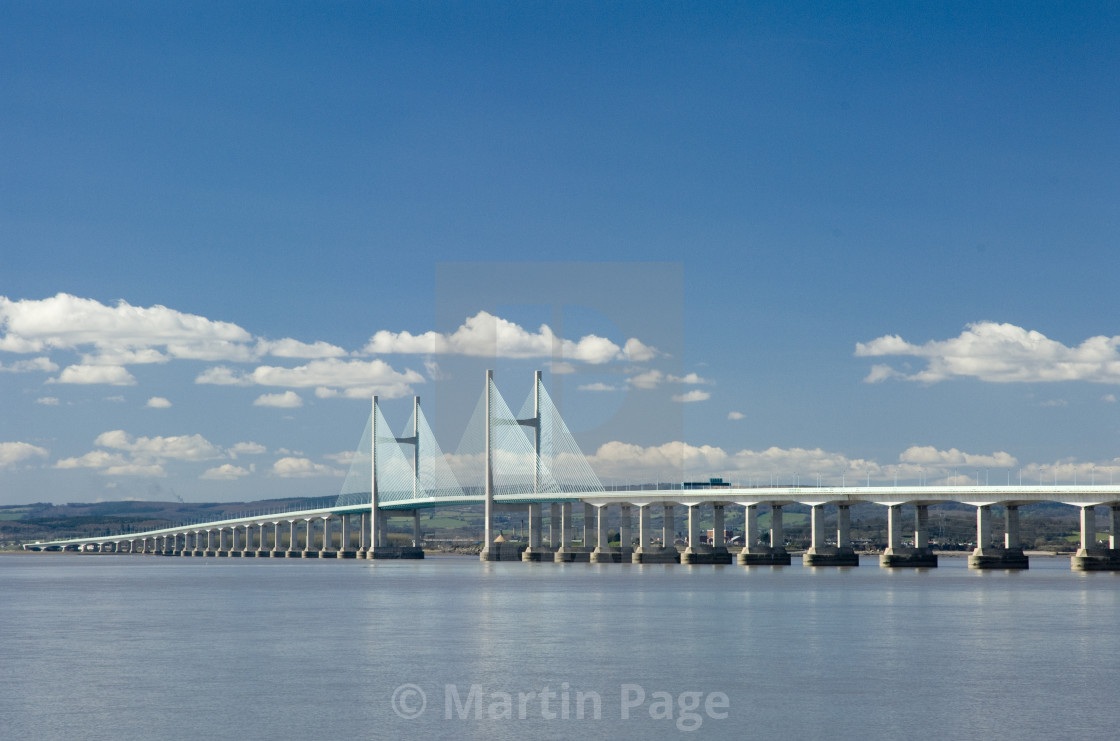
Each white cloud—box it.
[229,442,267,457]
[0,441,49,469]
[628,369,664,390]
[579,382,621,392]
[200,463,251,480]
[36,397,60,406]
[323,450,356,465]
[1104,394,1117,403]
[54,429,230,478]
[857,322,1120,384]
[270,456,342,478]
[0,293,255,363]
[253,391,303,408]
[363,310,656,365]
[672,389,710,403]
[1039,399,1068,407]
[55,449,167,477]
[424,358,449,381]
[51,364,137,385]
[197,358,423,399]
[255,338,347,359]
[728,411,745,420]
[623,338,659,362]
[668,373,712,385]
[548,361,577,375]
[587,441,730,480]
[94,430,224,462]
[146,397,172,408]
[898,446,1017,468]
[0,357,58,373]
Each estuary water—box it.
[2,553,1118,740]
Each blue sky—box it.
[2,2,1119,505]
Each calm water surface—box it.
[2,554,1118,740]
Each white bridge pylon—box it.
[350,370,605,550]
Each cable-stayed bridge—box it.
[23,371,1120,572]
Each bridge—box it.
[23,371,1120,571]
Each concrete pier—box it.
[738,503,791,565]
[521,502,554,561]
[632,503,679,563]
[803,503,859,566]
[554,501,591,562]
[1072,505,1120,571]
[590,504,618,563]
[879,504,937,568]
[682,503,732,564]
[969,504,1028,569]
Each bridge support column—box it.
[619,504,632,562]
[412,511,421,549]
[549,503,560,547]
[633,502,679,563]
[740,503,791,565]
[302,519,319,558]
[683,503,731,565]
[320,516,336,558]
[254,523,269,557]
[554,501,588,562]
[970,504,1029,569]
[337,514,355,558]
[522,503,553,561]
[228,527,241,557]
[356,512,369,558]
[240,526,254,557]
[591,504,617,563]
[286,520,300,558]
[1073,505,1120,570]
[804,503,858,566]
[881,505,937,568]
[203,529,215,557]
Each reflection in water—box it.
[1,555,1117,740]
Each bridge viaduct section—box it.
[23,371,1120,572]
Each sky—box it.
[2,1,1119,505]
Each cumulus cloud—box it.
[579,382,621,392]
[270,456,342,478]
[728,411,745,420]
[668,373,712,385]
[51,364,136,385]
[363,311,657,365]
[1104,394,1117,403]
[36,397,60,406]
[255,338,347,359]
[628,369,664,390]
[253,391,303,408]
[0,441,49,469]
[898,446,1017,468]
[197,358,423,399]
[200,463,251,480]
[857,322,1120,384]
[672,389,711,403]
[229,442,267,457]
[146,397,172,408]
[587,440,730,480]
[0,293,255,362]
[0,357,58,373]
[94,430,224,461]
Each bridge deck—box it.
[22,484,1120,550]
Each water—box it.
[2,554,1118,740]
